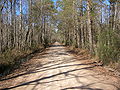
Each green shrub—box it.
[97,29,120,64]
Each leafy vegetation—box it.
[97,29,120,64]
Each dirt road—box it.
[0,42,119,90]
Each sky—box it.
[52,0,57,6]
[52,0,57,2]
[104,0,110,5]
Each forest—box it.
[0,0,120,75]
[56,0,120,64]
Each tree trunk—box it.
[87,0,93,53]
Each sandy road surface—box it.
[0,42,119,90]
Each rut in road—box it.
[0,42,119,90]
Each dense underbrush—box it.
[0,45,44,76]
[97,29,120,65]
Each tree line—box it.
[0,0,57,53]
[0,0,57,71]
[56,0,120,64]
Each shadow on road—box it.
[1,65,102,90]
[1,64,119,90]
[0,43,119,90]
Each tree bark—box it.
[87,0,93,53]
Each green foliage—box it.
[97,29,120,64]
